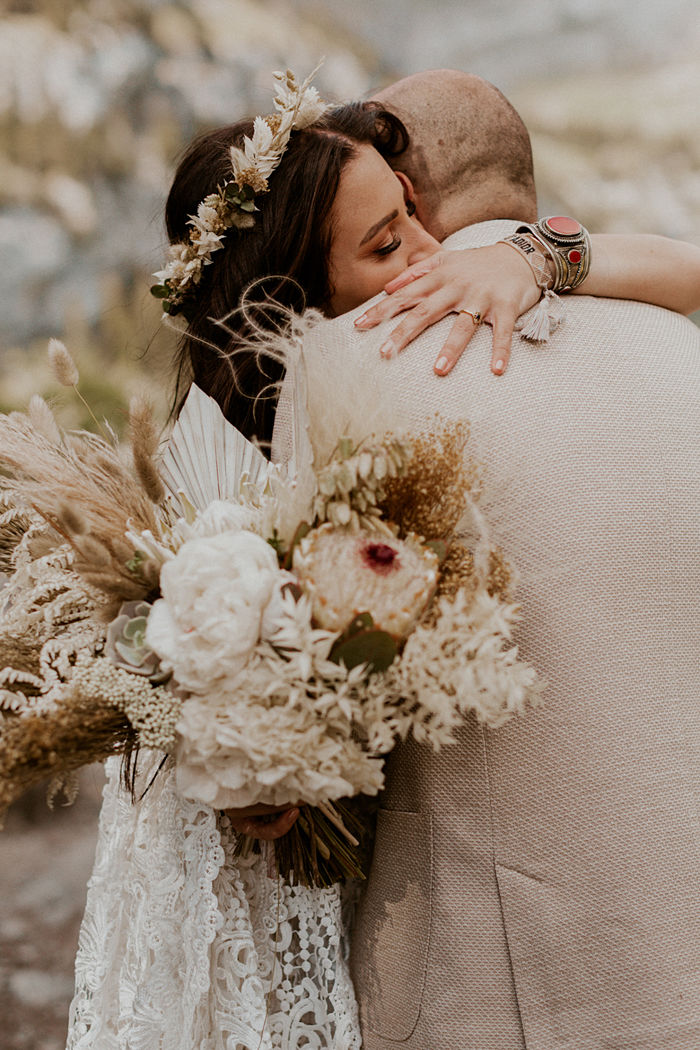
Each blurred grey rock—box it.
[0,3,371,349]
[0,917,26,941]
[9,969,75,1006]
[0,210,72,344]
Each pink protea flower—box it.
[293,523,439,637]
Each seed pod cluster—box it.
[313,436,410,534]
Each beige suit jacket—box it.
[273,220,700,1049]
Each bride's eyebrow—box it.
[359,209,399,246]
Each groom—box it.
[314,71,700,1049]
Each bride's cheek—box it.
[385,255,409,285]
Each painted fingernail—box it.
[355,313,371,328]
[435,356,449,374]
[379,339,396,357]
[493,359,505,374]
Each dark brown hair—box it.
[165,102,409,448]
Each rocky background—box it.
[1,1,699,1047]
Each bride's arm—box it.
[354,232,700,376]
[577,234,700,313]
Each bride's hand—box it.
[225,802,300,841]
[354,244,541,376]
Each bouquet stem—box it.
[232,796,377,888]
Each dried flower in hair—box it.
[151,65,329,317]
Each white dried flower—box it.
[370,587,544,749]
[192,229,224,258]
[372,453,387,481]
[195,202,221,230]
[327,500,353,527]
[125,526,175,571]
[358,451,373,480]
[273,67,327,129]
[314,435,411,533]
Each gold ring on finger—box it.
[459,309,482,326]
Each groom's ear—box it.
[394,169,417,207]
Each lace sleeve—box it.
[66,756,362,1050]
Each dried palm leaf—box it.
[160,384,272,511]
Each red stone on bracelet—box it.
[547,215,582,236]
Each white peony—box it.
[146,530,281,694]
[191,499,261,537]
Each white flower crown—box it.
[151,66,329,318]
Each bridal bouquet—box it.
[0,337,541,884]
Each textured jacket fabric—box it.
[272,220,700,1049]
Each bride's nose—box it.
[406,223,441,266]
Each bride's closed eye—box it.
[374,202,417,256]
[375,235,401,257]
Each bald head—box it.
[374,70,536,240]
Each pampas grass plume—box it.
[73,534,112,569]
[56,502,87,537]
[48,338,79,388]
[28,395,62,445]
[129,396,165,505]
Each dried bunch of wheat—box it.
[0,678,132,822]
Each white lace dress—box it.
[66,755,362,1050]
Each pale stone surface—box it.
[8,971,76,1008]
[0,768,105,1050]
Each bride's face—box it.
[327,144,440,315]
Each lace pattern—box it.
[67,756,362,1049]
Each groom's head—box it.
[374,69,537,240]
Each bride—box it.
[66,69,700,1049]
